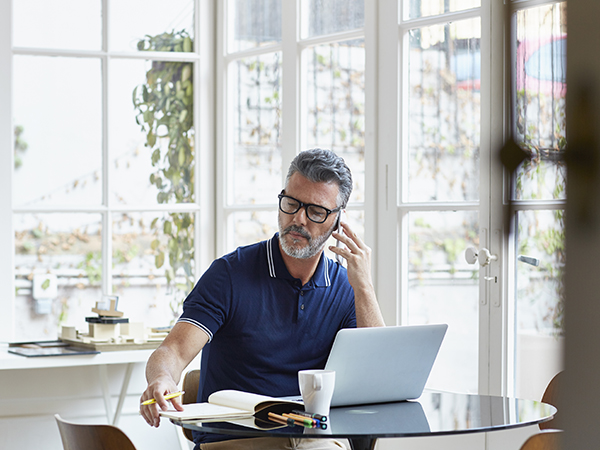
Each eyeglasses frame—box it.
[277,191,341,224]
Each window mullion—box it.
[376,0,401,325]
[102,0,111,297]
[280,0,300,178]
[364,0,378,279]
[196,0,216,274]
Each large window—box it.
[218,0,367,256]
[2,0,565,408]
[7,0,204,342]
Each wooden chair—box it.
[520,430,563,450]
[181,369,201,442]
[55,414,137,450]
[540,371,563,430]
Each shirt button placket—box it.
[299,291,305,317]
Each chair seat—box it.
[520,429,563,450]
[55,414,138,450]
[182,369,201,442]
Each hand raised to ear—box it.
[329,221,385,328]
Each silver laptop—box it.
[325,324,447,406]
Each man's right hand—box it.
[140,322,210,427]
[140,376,184,427]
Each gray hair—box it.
[285,149,353,208]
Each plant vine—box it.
[132,30,195,319]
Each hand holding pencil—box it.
[141,391,184,406]
[140,379,185,428]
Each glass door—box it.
[400,1,484,395]
[508,0,566,400]
[396,0,566,398]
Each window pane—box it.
[110,0,195,52]
[112,212,195,325]
[13,0,101,50]
[306,39,365,203]
[14,213,102,342]
[408,211,479,393]
[407,19,481,202]
[228,53,282,205]
[513,3,567,201]
[406,0,480,20]
[228,0,281,53]
[301,0,364,38]
[229,211,279,251]
[13,56,102,207]
[514,209,565,399]
[112,59,195,205]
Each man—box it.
[140,149,385,449]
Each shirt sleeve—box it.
[177,257,232,342]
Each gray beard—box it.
[278,218,336,260]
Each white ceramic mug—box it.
[298,369,335,416]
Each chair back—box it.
[520,430,562,450]
[55,414,137,450]
[182,369,201,442]
[540,371,563,430]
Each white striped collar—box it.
[266,234,332,287]
[267,236,276,278]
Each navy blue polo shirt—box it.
[178,233,356,443]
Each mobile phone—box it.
[334,210,345,265]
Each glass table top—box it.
[172,390,557,441]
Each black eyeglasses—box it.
[278,191,341,224]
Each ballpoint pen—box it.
[141,391,185,406]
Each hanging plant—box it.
[132,30,195,319]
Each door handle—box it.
[465,247,498,267]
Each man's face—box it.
[278,173,340,260]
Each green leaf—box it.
[164,221,172,234]
[148,131,156,147]
[155,252,165,268]
[183,36,192,52]
[179,147,185,165]
[152,149,160,164]
[179,109,187,123]
[151,239,160,250]
[182,64,191,82]
[41,278,50,290]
